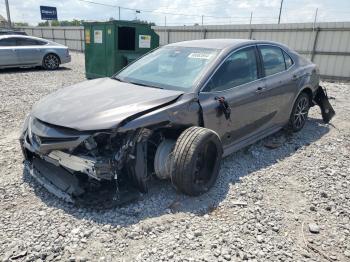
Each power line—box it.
[77,0,255,20]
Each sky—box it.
[1,0,350,26]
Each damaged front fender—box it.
[118,93,201,132]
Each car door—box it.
[14,37,42,65]
[257,45,297,126]
[199,45,278,149]
[0,37,18,66]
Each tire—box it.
[288,92,310,132]
[42,54,60,70]
[171,126,223,196]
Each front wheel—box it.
[42,54,60,70]
[288,92,310,132]
[171,126,223,196]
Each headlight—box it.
[19,114,30,140]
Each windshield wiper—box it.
[128,81,163,89]
[114,76,125,82]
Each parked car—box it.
[0,29,27,35]
[0,35,71,70]
[20,39,334,205]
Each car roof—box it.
[167,39,290,51]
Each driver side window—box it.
[205,47,258,92]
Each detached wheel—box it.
[171,126,223,196]
[43,54,60,70]
[288,92,310,132]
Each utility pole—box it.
[249,12,253,25]
[5,0,12,28]
[313,8,318,31]
[201,15,204,26]
[118,6,121,20]
[164,16,167,27]
[278,0,284,24]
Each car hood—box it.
[31,78,184,131]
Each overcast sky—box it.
[1,0,350,26]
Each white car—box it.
[0,35,71,70]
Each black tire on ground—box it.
[171,126,223,196]
[42,54,60,70]
[288,92,310,132]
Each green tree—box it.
[14,22,29,26]
[38,21,49,26]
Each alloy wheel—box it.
[293,96,309,129]
[44,54,59,70]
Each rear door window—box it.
[259,45,286,76]
[16,38,42,46]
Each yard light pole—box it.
[278,0,284,24]
[5,0,12,28]
[201,15,204,26]
[249,12,253,24]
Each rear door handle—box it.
[256,86,266,93]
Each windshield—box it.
[115,46,219,91]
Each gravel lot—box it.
[0,52,349,262]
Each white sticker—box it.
[94,30,103,44]
[139,35,151,48]
[188,53,213,59]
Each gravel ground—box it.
[0,52,349,262]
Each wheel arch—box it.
[300,87,314,106]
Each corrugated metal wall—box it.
[16,22,350,79]
[153,22,350,79]
[17,26,85,52]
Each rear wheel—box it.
[288,92,310,132]
[171,127,223,196]
[43,54,60,70]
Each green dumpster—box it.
[84,20,159,79]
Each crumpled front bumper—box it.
[24,158,82,203]
[20,117,141,206]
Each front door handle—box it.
[256,86,266,93]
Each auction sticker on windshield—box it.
[188,53,213,59]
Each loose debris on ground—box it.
[0,52,349,261]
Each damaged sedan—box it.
[20,39,335,205]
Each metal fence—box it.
[16,22,350,80]
[16,26,85,51]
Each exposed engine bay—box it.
[20,117,177,206]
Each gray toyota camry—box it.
[20,39,334,205]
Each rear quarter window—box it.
[283,51,293,69]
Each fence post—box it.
[203,28,207,39]
[63,28,67,46]
[40,28,43,38]
[52,28,55,42]
[311,27,320,62]
[167,29,170,44]
[80,28,83,52]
